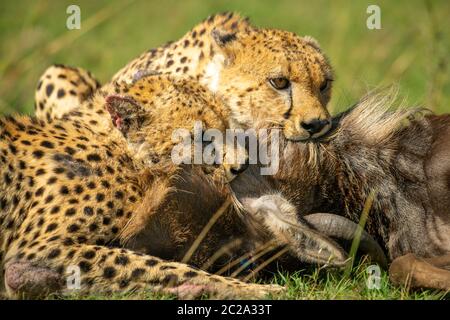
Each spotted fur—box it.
[34,65,101,122]
[1,75,282,299]
[35,12,334,141]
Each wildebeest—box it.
[231,90,450,290]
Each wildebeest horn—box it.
[303,213,388,269]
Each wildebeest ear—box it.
[105,95,147,137]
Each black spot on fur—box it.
[67,224,80,233]
[45,223,58,233]
[114,191,124,199]
[46,84,54,97]
[114,255,129,266]
[19,161,26,169]
[65,208,76,216]
[131,268,145,279]
[65,146,76,155]
[83,251,96,260]
[84,206,94,216]
[48,248,61,259]
[74,185,84,194]
[145,259,159,267]
[102,217,111,225]
[48,177,58,184]
[53,167,65,174]
[161,274,178,286]
[184,271,198,278]
[40,141,54,149]
[101,180,110,188]
[50,206,60,214]
[35,187,45,197]
[160,265,177,270]
[44,195,54,203]
[57,89,65,98]
[87,153,101,162]
[79,261,92,272]
[119,279,130,289]
[96,193,105,202]
[60,186,70,195]
[103,267,117,279]
[32,150,44,159]
[64,238,75,246]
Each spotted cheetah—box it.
[1,74,284,299]
[35,12,334,141]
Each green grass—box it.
[0,0,449,300]
[274,263,446,300]
[45,262,447,300]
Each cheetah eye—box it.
[269,77,290,90]
[320,79,332,93]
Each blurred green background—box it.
[0,0,448,115]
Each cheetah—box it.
[1,74,284,299]
[35,12,334,141]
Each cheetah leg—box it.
[4,244,283,299]
[34,64,101,122]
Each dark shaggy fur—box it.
[233,90,450,260]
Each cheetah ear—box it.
[212,28,238,46]
[211,28,241,61]
[105,95,147,137]
[302,36,322,52]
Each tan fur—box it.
[35,12,334,141]
[34,65,100,121]
[0,75,283,299]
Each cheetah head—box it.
[104,76,248,182]
[203,28,333,141]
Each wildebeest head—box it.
[229,89,421,268]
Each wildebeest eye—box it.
[269,77,290,90]
[320,79,332,93]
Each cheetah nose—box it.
[230,160,249,176]
[226,157,249,182]
[300,119,330,136]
